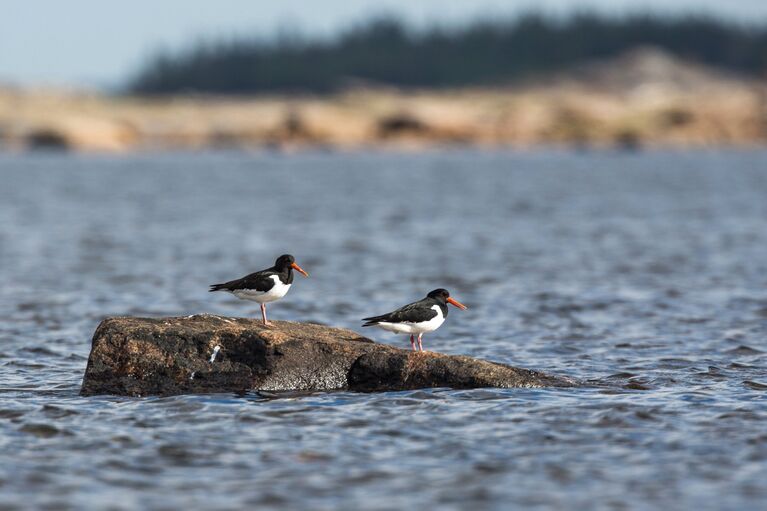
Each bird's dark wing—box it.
[362,299,437,326]
[209,270,276,292]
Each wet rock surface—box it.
[81,315,571,396]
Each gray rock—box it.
[80,315,573,396]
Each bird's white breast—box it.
[376,305,445,335]
[232,275,291,303]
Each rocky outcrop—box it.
[80,315,572,396]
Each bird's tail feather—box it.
[361,315,386,327]
[209,283,228,292]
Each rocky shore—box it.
[80,315,572,397]
[3,49,766,152]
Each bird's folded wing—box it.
[365,301,437,324]
[216,271,276,292]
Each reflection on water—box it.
[0,149,766,510]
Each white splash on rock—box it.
[209,345,221,363]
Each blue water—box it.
[0,149,766,510]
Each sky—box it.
[2,0,767,88]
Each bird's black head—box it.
[275,254,309,277]
[275,254,295,269]
[427,288,450,302]
[427,288,467,309]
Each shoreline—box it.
[3,50,766,153]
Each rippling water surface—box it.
[1,150,766,510]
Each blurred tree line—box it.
[127,13,767,94]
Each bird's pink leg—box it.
[410,334,416,351]
[261,303,270,325]
[417,334,424,352]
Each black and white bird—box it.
[209,254,309,325]
[362,288,467,352]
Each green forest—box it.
[127,13,767,95]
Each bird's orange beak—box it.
[291,262,309,277]
[446,297,467,310]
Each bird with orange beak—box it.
[209,254,308,325]
[362,288,467,351]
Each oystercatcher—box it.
[362,288,467,351]
[209,254,309,325]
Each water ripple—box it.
[1,150,766,510]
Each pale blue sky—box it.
[1,0,766,87]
